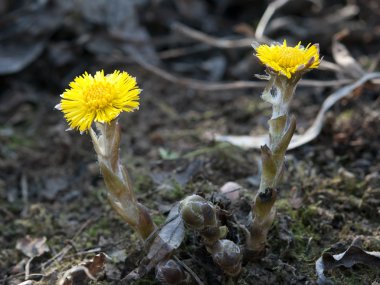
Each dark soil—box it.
[1,0,380,284]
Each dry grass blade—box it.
[213,72,380,149]
[172,22,256,48]
[332,40,365,79]
[255,0,290,40]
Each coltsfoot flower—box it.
[254,40,320,79]
[246,40,321,257]
[57,70,140,132]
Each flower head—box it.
[255,40,320,79]
[57,70,140,132]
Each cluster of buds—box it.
[179,195,242,276]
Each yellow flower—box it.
[58,70,140,132]
[255,40,320,79]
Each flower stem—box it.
[91,120,156,240]
[246,77,296,257]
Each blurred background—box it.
[1,0,380,284]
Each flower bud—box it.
[211,239,242,277]
[155,259,190,285]
[179,195,217,231]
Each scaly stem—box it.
[246,75,297,257]
[90,120,156,240]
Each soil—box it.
[1,0,380,284]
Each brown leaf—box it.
[316,245,380,285]
[85,253,106,277]
[0,1,63,74]
[122,205,185,282]
[61,253,106,285]
[332,40,365,79]
[16,236,49,258]
[146,204,185,272]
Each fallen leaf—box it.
[316,245,380,285]
[122,205,185,282]
[332,40,365,79]
[16,236,50,258]
[60,253,106,285]
[0,1,63,74]
[146,204,185,272]
[0,41,45,75]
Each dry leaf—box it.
[332,40,365,79]
[16,236,50,258]
[122,205,185,282]
[146,204,185,272]
[60,253,106,285]
[316,245,380,284]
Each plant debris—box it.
[1,0,380,284]
[16,236,50,258]
[316,244,380,285]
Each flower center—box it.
[274,47,303,68]
[84,82,114,111]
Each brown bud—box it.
[179,195,217,231]
[211,239,242,277]
[155,259,190,285]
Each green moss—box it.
[133,171,154,194]
[152,213,166,226]
[185,180,218,196]
[274,199,321,263]
[335,109,354,126]
[85,216,113,238]
[161,179,185,201]
[184,142,244,162]
[328,265,378,285]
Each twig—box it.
[158,44,211,59]
[126,46,352,91]
[172,22,257,48]
[42,216,98,269]
[255,0,290,40]
[213,72,380,149]
[41,244,72,270]
[58,265,96,285]
[174,12,325,50]
[25,257,34,281]
[173,255,204,285]
[170,22,345,75]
